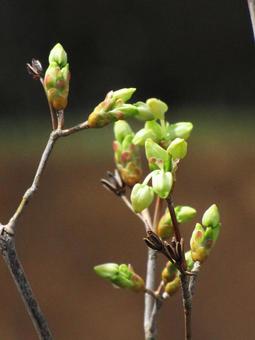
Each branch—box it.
[0,227,52,339]
[247,0,255,41]
[144,197,162,340]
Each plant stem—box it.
[0,228,52,339]
[180,274,192,340]
[247,0,255,41]
[144,197,162,340]
[166,194,193,339]
[166,195,181,242]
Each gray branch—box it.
[0,228,52,339]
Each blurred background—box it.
[0,0,255,339]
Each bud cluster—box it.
[88,90,170,128]
[190,204,221,263]
[113,121,142,187]
[44,43,70,111]
[94,263,144,292]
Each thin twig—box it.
[247,0,255,41]
[5,130,60,234]
[0,228,53,340]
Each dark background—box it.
[0,1,255,340]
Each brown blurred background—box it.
[0,0,255,339]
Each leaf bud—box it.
[167,138,188,160]
[167,122,193,140]
[114,121,133,143]
[151,170,173,199]
[146,98,168,120]
[94,263,144,292]
[161,261,177,282]
[134,101,155,121]
[202,204,220,228]
[145,138,171,171]
[112,88,136,103]
[174,205,197,223]
[185,251,194,271]
[130,183,154,213]
[164,276,180,296]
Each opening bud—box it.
[167,138,188,160]
[130,183,154,213]
[152,170,173,199]
[202,204,220,228]
[48,43,67,67]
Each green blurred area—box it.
[1,107,254,159]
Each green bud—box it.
[133,120,162,146]
[44,60,70,110]
[167,122,193,140]
[114,121,133,143]
[164,276,180,296]
[167,138,188,160]
[157,212,173,240]
[175,205,197,223]
[108,103,139,118]
[130,183,154,213]
[133,128,156,146]
[161,261,177,282]
[134,102,155,121]
[151,170,173,199]
[190,218,221,263]
[112,88,136,103]
[48,43,67,67]
[185,251,194,271]
[94,263,144,292]
[202,204,220,228]
[94,263,119,280]
[146,98,168,120]
[145,139,171,171]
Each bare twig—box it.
[0,227,52,340]
[247,0,255,41]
